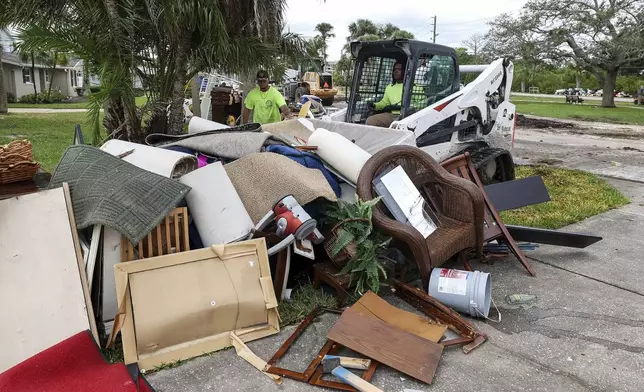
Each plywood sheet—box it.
[0,187,95,372]
[328,307,442,384]
[352,292,447,343]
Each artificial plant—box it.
[325,198,391,294]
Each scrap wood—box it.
[391,279,487,354]
[327,307,442,384]
[265,308,378,392]
[0,184,98,372]
[351,291,447,343]
[230,333,282,384]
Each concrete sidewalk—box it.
[147,178,644,392]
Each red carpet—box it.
[0,331,154,392]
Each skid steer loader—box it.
[329,39,517,183]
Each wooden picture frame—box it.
[109,238,279,370]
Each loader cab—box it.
[346,39,460,125]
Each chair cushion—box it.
[425,215,476,266]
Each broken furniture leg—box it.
[323,356,371,370]
[441,152,536,276]
[391,279,487,354]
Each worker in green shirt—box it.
[242,70,291,124]
[366,61,404,127]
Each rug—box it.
[0,331,154,392]
[49,145,191,244]
[225,152,337,223]
[146,123,285,160]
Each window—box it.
[411,54,457,111]
[22,68,32,84]
[350,56,397,123]
[70,70,77,87]
[45,71,50,84]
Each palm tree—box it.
[4,0,303,140]
[314,22,334,65]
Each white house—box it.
[1,29,80,100]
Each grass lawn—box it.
[515,101,644,125]
[8,95,149,109]
[501,165,629,229]
[0,112,91,171]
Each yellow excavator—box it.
[300,71,338,106]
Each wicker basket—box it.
[0,161,40,184]
[0,153,30,168]
[324,218,368,269]
[0,140,33,161]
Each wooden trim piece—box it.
[62,183,99,344]
[165,215,171,254]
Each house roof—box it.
[1,51,77,70]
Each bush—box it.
[19,91,67,104]
[133,87,145,97]
[6,92,16,103]
[90,86,102,93]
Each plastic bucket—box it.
[428,268,491,318]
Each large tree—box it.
[314,22,334,64]
[462,33,486,58]
[3,0,303,140]
[488,0,644,107]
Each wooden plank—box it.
[147,232,153,258]
[156,225,163,256]
[165,215,172,254]
[138,238,144,259]
[484,176,550,212]
[182,207,190,251]
[0,187,99,372]
[173,210,181,252]
[127,241,134,262]
[328,307,442,384]
[351,292,447,343]
[86,225,103,291]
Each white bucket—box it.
[428,268,492,318]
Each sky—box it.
[285,0,528,61]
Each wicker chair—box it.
[357,146,485,289]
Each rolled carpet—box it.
[225,152,337,223]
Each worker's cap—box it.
[256,70,269,79]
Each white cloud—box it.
[285,0,527,61]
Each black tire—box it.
[321,97,334,106]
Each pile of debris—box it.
[0,117,602,391]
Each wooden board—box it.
[352,292,447,343]
[484,176,550,212]
[0,185,97,372]
[328,307,443,384]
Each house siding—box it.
[2,62,77,99]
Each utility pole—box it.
[431,15,437,43]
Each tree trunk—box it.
[47,53,57,98]
[167,31,192,135]
[0,49,8,114]
[190,75,201,118]
[31,54,37,97]
[83,59,91,96]
[521,81,526,93]
[601,68,618,108]
[575,73,581,89]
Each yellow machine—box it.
[302,72,337,106]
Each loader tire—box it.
[464,146,515,185]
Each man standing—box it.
[242,70,291,124]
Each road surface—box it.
[513,92,632,103]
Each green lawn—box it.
[515,101,644,125]
[0,112,91,171]
[8,95,149,109]
[501,165,629,229]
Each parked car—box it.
[554,89,566,95]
